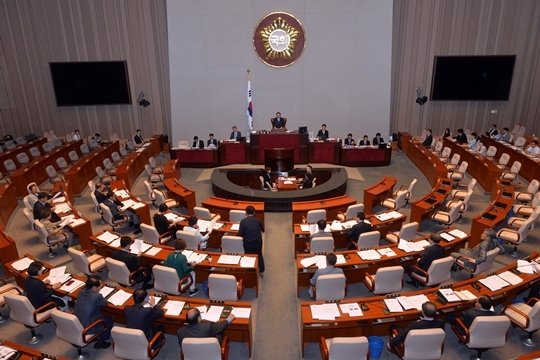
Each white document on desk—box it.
[121,199,136,211]
[202,306,223,322]
[145,247,162,256]
[11,257,33,271]
[131,202,145,209]
[114,190,130,198]
[46,266,67,283]
[188,253,207,263]
[315,255,327,269]
[517,260,540,274]
[335,254,347,265]
[479,276,511,291]
[55,203,71,213]
[342,220,356,228]
[330,220,343,231]
[438,288,461,302]
[97,231,119,243]
[377,248,397,257]
[384,298,403,313]
[230,223,240,231]
[398,239,416,253]
[408,294,430,310]
[232,307,251,318]
[99,286,116,298]
[389,211,403,219]
[217,255,241,265]
[130,239,144,254]
[240,256,256,268]
[197,219,212,232]
[60,279,85,293]
[357,250,381,260]
[448,229,467,238]
[108,289,132,306]
[498,271,523,285]
[300,224,311,232]
[375,213,393,221]
[69,218,86,227]
[310,303,341,320]
[300,257,318,268]
[413,240,430,249]
[339,303,363,317]
[397,296,416,310]
[163,300,185,316]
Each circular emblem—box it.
[253,12,306,68]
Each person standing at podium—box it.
[271,112,287,130]
[230,126,242,140]
[316,124,329,140]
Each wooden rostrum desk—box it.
[291,195,357,228]
[410,177,453,231]
[5,254,254,356]
[163,178,196,216]
[201,197,265,225]
[300,252,540,356]
[296,228,469,296]
[90,231,260,296]
[363,176,397,214]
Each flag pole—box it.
[247,69,253,132]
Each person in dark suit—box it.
[192,136,204,149]
[298,165,313,189]
[124,289,165,341]
[111,236,153,289]
[94,182,109,204]
[316,124,329,140]
[487,124,499,138]
[134,129,144,144]
[24,261,67,310]
[271,112,287,130]
[387,301,444,352]
[230,126,242,140]
[373,133,385,146]
[454,128,468,144]
[103,192,141,235]
[238,206,265,275]
[447,295,496,335]
[407,233,446,286]
[422,129,433,147]
[177,308,235,349]
[33,192,55,220]
[207,133,218,147]
[262,167,273,189]
[344,133,355,146]
[153,203,180,236]
[346,212,374,250]
[359,135,370,146]
[308,253,344,298]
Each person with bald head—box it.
[177,308,235,348]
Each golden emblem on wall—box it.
[253,12,306,68]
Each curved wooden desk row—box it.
[0,182,18,229]
[442,137,502,195]
[90,231,260,295]
[0,227,19,279]
[291,195,357,227]
[115,135,163,190]
[300,252,540,356]
[296,228,468,295]
[63,141,120,195]
[0,338,68,360]
[0,137,47,170]
[201,197,265,225]
[110,179,152,226]
[164,178,197,216]
[410,177,453,231]
[4,254,253,356]
[10,139,84,197]
[363,176,397,214]
[293,210,407,254]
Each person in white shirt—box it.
[526,140,540,157]
[183,216,212,250]
[468,132,479,149]
[72,130,81,141]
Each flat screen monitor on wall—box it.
[50,61,132,106]
[430,55,516,101]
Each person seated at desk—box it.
[346,212,373,250]
[316,124,329,140]
[230,126,242,140]
[153,203,180,236]
[344,133,355,146]
[163,239,198,296]
[373,132,385,146]
[112,236,153,289]
[33,192,59,221]
[525,140,540,157]
[442,128,451,138]
[487,123,499,138]
[387,301,444,353]
[297,165,313,189]
[305,219,328,253]
[177,308,235,349]
[25,261,68,311]
[262,167,273,190]
[40,209,73,247]
[271,112,287,130]
[92,133,101,144]
[422,129,433,147]
[124,289,166,342]
[406,233,445,287]
[134,129,144,145]
[454,128,468,144]
[447,295,497,335]
[499,127,511,142]
[468,132,480,149]
[450,229,504,272]
[308,253,343,299]
[192,136,204,149]
[94,182,109,205]
[207,133,218,148]
[27,183,42,209]
[182,215,212,250]
[73,129,82,141]
[103,191,141,235]
[359,135,370,146]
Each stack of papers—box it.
[11,257,33,271]
[479,275,512,291]
[300,257,318,268]
[0,345,17,358]
[455,290,477,301]
[59,214,75,227]
[120,199,137,210]
[377,248,397,257]
[315,255,328,269]
[110,239,121,248]
[69,218,86,227]
[335,254,347,265]
[164,213,184,222]
[329,220,343,231]
[217,255,241,265]
[388,211,404,219]
[55,203,71,213]
[398,240,423,253]
[310,303,341,320]
[230,223,240,231]
[384,298,403,313]
[197,219,213,232]
[108,289,132,306]
[397,294,430,310]
[99,286,116,298]
[498,271,523,285]
[145,247,162,256]
[439,232,456,241]
[163,300,185,316]
[114,190,130,198]
[339,303,363,317]
[231,307,251,318]
[131,202,145,209]
[375,213,394,221]
[129,239,153,254]
[357,249,381,260]
[60,278,85,293]
[517,260,540,274]
[187,252,207,263]
[240,256,256,268]
[201,306,223,322]
[438,288,461,302]
[45,266,71,284]
[448,229,467,238]
[97,232,119,244]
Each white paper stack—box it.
[517,260,540,274]
[217,255,241,265]
[97,231,119,244]
[300,257,318,268]
[357,249,381,260]
[45,266,70,284]
[388,211,403,219]
[108,289,132,306]
[342,220,357,228]
[448,229,467,238]
[55,203,71,213]
[53,196,66,203]
[99,286,116,298]
[439,232,456,242]
[398,240,417,253]
[145,247,162,256]
[59,214,75,227]
[315,255,328,269]
[375,213,393,221]
[231,307,251,318]
[377,248,397,257]
[329,220,343,231]
[163,300,185,316]
[114,190,130,198]
[339,303,363,317]
[197,219,212,232]
[396,295,429,311]
[69,218,86,227]
[60,278,85,293]
[202,306,223,322]
[120,199,137,210]
[164,213,184,222]
[11,257,33,271]
[240,256,257,268]
[438,288,461,302]
[131,202,145,209]
[130,239,152,254]
[384,298,403,312]
[300,224,311,232]
[479,275,511,291]
[188,252,207,263]
[455,290,477,301]
[310,303,341,320]
[335,254,347,265]
[230,223,240,231]
[110,239,121,248]
[498,271,523,285]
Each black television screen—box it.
[50,61,132,106]
[430,55,516,101]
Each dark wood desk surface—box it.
[291,195,357,227]
[309,141,341,164]
[170,148,220,168]
[340,146,392,167]
[0,182,18,229]
[0,227,19,279]
[163,159,181,179]
[163,178,196,216]
[201,197,265,225]
[110,179,151,226]
[363,176,397,214]
[250,132,309,165]
[410,177,453,231]
[116,135,161,190]
[0,137,47,170]
[0,338,69,360]
[219,141,251,165]
[401,134,448,187]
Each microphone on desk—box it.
[233,201,239,205]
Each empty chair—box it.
[311,273,347,301]
[4,293,56,344]
[96,166,114,185]
[485,145,497,160]
[431,140,443,155]
[51,309,105,360]
[432,201,462,228]
[510,124,521,136]
[381,190,407,210]
[145,164,164,186]
[409,256,454,286]
[23,195,32,210]
[153,264,193,295]
[177,140,189,149]
[513,192,540,217]
[111,327,165,360]
[391,328,446,360]
[392,178,417,206]
[80,143,90,154]
[193,206,221,221]
[153,188,180,209]
[303,209,326,224]
[110,133,120,142]
[119,146,129,158]
[148,157,164,173]
[455,247,499,278]
[176,230,201,250]
[144,180,157,208]
[514,136,527,148]
[502,161,521,181]
[65,133,73,142]
[229,209,246,223]
[88,180,96,192]
[438,147,451,162]
[445,153,461,171]
[0,278,22,323]
[53,138,63,147]
[503,300,540,347]
[22,208,36,231]
[451,316,510,359]
[308,236,334,254]
[221,235,244,254]
[181,337,228,360]
[515,180,540,203]
[208,274,244,301]
[42,142,54,153]
[4,140,15,149]
[35,219,68,258]
[105,257,146,287]
[46,165,65,183]
[356,230,380,249]
[127,141,136,151]
[103,158,117,176]
[3,159,16,173]
[498,216,534,257]
[101,203,129,231]
[67,247,106,276]
[445,190,472,223]
[29,147,41,158]
[336,203,364,221]
[507,206,540,231]
[15,136,26,145]
[111,151,122,164]
[517,125,526,137]
[451,178,477,200]
[43,131,51,142]
[449,161,468,185]
[140,223,172,245]
[385,222,419,244]
[495,153,510,169]
[55,157,69,171]
[319,336,369,360]
[363,266,404,294]
[48,130,58,139]
[68,150,79,163]
[16,152,30,166]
